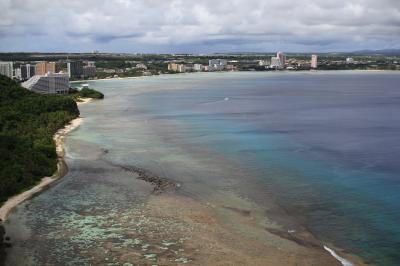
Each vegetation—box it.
[77,88,104,99]
[0,223,4,266]
[69,87,104,99]
[0,75,79,204]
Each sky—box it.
[1,0,400,53]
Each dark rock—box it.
[118,165,177,194]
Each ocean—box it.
[4,71,400,265]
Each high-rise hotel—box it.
[277,52,286,67]
[35,61,56,75]
[20,64,36,80]
[311,54,318,69]
[0,61,14,78]
[67,61,84,79]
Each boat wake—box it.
[323,245,354,266]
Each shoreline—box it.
[69,69,400,83]
[0,99,92,222]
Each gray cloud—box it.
[0,0,399,52]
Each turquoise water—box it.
[96,72,400,265]
[5,72,400,265]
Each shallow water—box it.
[5,71,400,265]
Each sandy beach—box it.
[0,98,92,222]
[76,97,93,105]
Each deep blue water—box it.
[121,72,400,265]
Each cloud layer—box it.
[1,0,400,52]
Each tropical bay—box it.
[1,71,399,265]
[1,1,400,265]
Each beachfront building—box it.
[35,61,57,75]
[14,68,21,80]
[226,65,237,71]
[277,52,286,68]
[177,64,186,73]
[20,64,36,80]
[209,59,227,71]
[168,63,186,73]
[168,63,176,71]
[258,59,270,66]
[67,61,84,79]
[270,57,281,68]
[193,64,203,71]
[0,61,14,78]
[311,54,318,69]
[22,72,69,94]
[83,65,96,78]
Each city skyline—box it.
[1,0,400,53]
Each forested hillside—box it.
[0,75,79,203]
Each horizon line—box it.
[1,49,400,55]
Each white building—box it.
[346,57,354,64]
[270,57,281,68]
[135,63,147,70]
[14,68,21,80]
[258,60,270,66]
[0,61,14,78]
[22,72,69,94]
[311,54,318,69]
[193,64,203,71]
[209,59,227,71]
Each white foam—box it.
[324,245,354,266]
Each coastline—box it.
[0,98,91,222]
[69,69,400,83]
[0,118,82,221]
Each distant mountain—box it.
[349,49,400,56]
[212,50,400,56]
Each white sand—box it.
[77,97,93,105]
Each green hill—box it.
[0,75,79,204]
